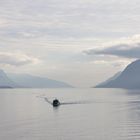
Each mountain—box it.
[8,73,73,88]
[0,70,17,88]
[95,59,140,89]
[96,72,121,87]
[0,69,72,88]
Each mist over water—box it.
[0,88,140,140]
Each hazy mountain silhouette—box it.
[96,72,121,87]
[96,59,140,89]
[0,69,72,88]
[8,73,73,88]
[0,70,17,88]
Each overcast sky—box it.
[0,0,140,87]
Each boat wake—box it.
[43,97,93,106]
[37,95,94,107]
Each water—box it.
[0,88,140,140]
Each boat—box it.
[52,99,60,107]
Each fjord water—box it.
[0,88,140,140]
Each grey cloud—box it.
[85,43,140,59]
[1,0,140,40]
[0,52,40,66]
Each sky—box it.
[0,0,140,87]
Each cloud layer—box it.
[0,0,140,86]
[85,35,140,59]
[0,52,39,66]
[1,0,140,40]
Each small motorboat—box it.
[53,99,60,107]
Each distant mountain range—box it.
[95,59,140,89]
[0,70,17,88]
[0,70,72,88]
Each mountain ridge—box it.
[8,73,73,88]
[95,59,140,89]
[0,70,73,88]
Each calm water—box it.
[0,88,140,140]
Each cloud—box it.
[1,0,140,87]
[1,0,140,40]
[0,52,40,66]
[90,59,132,67]
[85,35,140,59]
